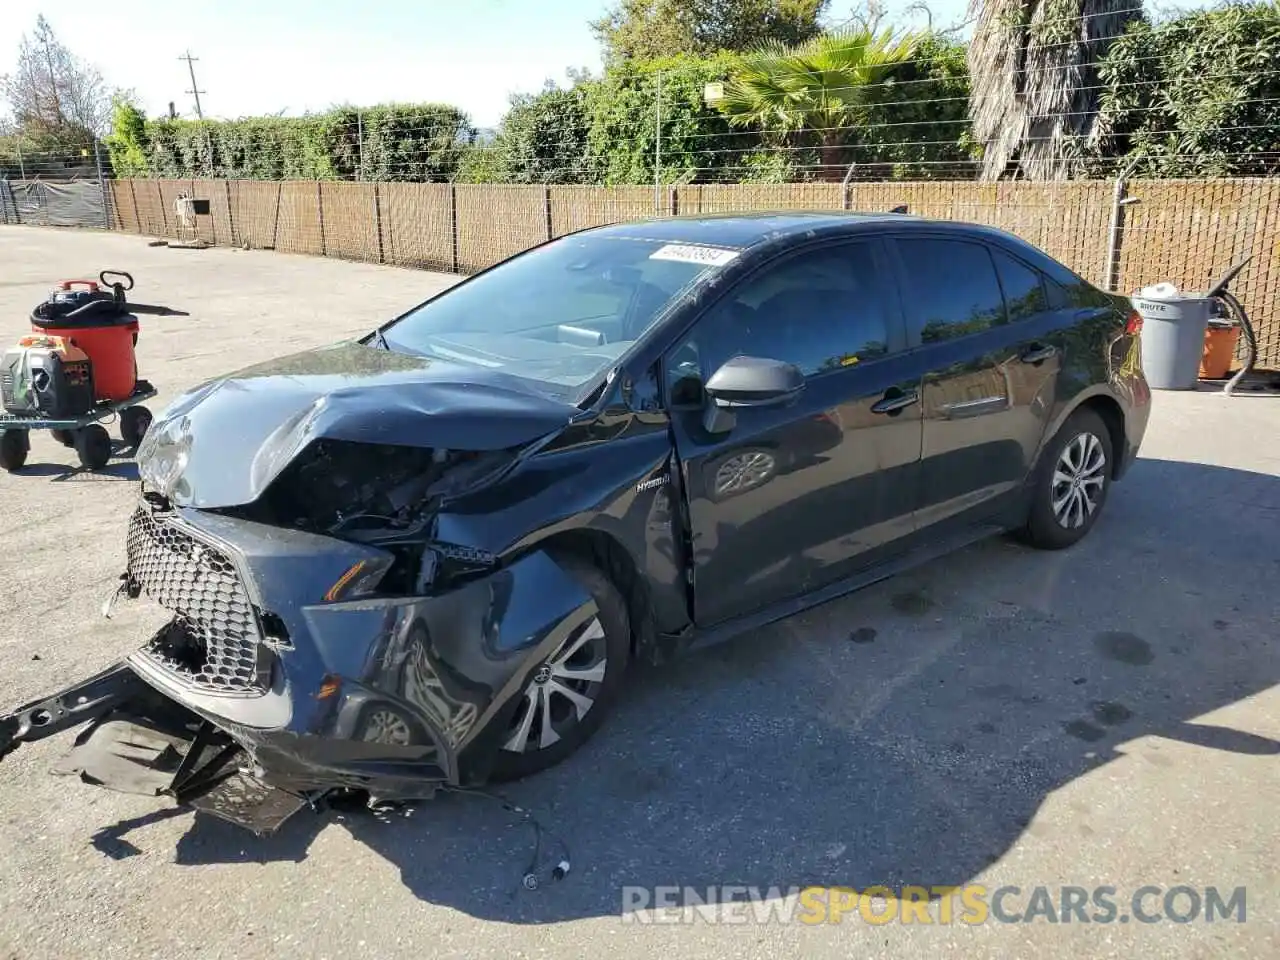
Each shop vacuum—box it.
[0,271,174,472]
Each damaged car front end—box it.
[0,341,632,834]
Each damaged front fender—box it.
[297,547,598,785]
[0,540,598,833]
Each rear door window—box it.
[895,238,1007,343]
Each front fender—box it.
[303,548,597,784]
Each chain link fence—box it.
[80,175,1280,366]
[0,179,109,228]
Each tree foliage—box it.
[106,104,475,181]
[715,27,920,178]
[583,53,755,184]
[464,84,592,184]
[856,34,974,178]
[592,0,830,63]
[102,96,148,176]
[1089,2,1280,177]
[965,0,1144,180]
[1,15,113,145]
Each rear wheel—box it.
[1019,408,1113,550]
[74,424,112,470]
[0,429,29,472]
[489,556,630,782]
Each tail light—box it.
[1124,309,1144,336]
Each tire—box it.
[119,405,153,448]
[488,555,631,782]
[74,424,113,470]
[50,429,75,447]
[0,430,29,472]
[1019,408,1114,550]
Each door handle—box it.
[870,389,919,415]
[1019,343,1057,365]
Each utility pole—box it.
[179,51,205,119]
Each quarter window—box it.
[991,248,1049,322]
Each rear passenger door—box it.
[888,236,1067,533]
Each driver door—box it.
[663,239,923,627]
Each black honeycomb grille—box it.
[127,506,265,694]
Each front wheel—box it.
[489,556,630,782]
[1019,408,1114,550]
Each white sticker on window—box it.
[649,243,740,266]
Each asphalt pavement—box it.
[0,226,1276,959]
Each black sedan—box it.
[0,211,1151,833]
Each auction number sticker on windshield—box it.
[649,244,740,266]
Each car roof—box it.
[584,210,1020,251]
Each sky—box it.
[3,0,971,129]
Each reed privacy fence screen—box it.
[14,176,1280,366]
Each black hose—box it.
[1221,290,1256,397]
[31,296,129,327]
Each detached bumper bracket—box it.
[0,663,148,762]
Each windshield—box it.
[381,235,736,399]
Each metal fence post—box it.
[544,184,553,241]
[129,179,141,233]
[270,182,282,249]
[1103,157,1140,292]
[225,180,237,246]
[449,181,460,273]
[317,181,327,256]
[373,182,385,263]
[94,138,111,230]
[357,109,365,182]
[157,181,169,235]
[653,69,663,216]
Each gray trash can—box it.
[1130,288,1213,390]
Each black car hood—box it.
[135,341,578,508]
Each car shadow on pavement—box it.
[98,456,1280,923]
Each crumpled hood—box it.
[136,340,577,508]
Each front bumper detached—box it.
[0,663,309,834]
[0,505,599,835]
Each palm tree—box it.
[967,0,1144,180]
[715,27,919,180]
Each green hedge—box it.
[583,53,755,185]
[1090,3,1280,177]
[106,103,476,181]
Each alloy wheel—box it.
[502,616,608,754]
[1051,431,1107,529]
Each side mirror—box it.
[701,356,804,434]
[705,356,804,407]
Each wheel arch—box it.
[536,527,660,663]
[1041,389,1129,480]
